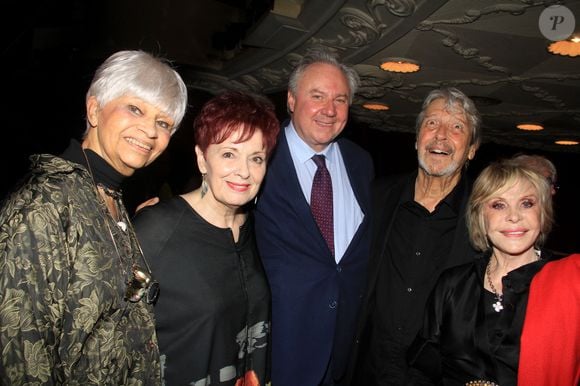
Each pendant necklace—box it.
[486,262,504,312]
[81,148,159,304]
[97,183,128,231]
[82,149,130,271]
[486,250,541,313]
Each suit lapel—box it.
[336,139,372,259]
[270,131,330,253]
[338,139,369,216]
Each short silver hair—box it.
[415,87,482,148]
[287,46,360,105]
[86,50,188,133]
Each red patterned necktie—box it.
[310,155,334,256]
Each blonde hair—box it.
[467,159,553,251]
[511,153,557,183]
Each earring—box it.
[200,174,208,198]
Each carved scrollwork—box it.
[310,7,382,49]
[368,0,416,17]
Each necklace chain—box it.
[97,182,123,199]
[486,261,504,312]
[486,250,542,313]
[81,148,155,277]
[80,148,159,304]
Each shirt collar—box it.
[442,174,467,215]
[285,121,338,166]
[401,170,467,215]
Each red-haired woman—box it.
[133,90,280,385]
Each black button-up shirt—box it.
[369,178,465,384]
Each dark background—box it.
[2,3,579,255]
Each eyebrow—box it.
[424,112,468,125]
[308,88,348,99]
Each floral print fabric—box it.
[0,154,160,385]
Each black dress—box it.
[133,196,270,385]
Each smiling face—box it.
[196,127,267,210]
[287,62,351,152]
[83,95,174,176]
[416,98,477,177]
[484,178,542,258]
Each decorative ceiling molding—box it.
[71,0,580,152]
[185,0,447,94]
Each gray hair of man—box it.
[510,153,557,182]
[415,87,482,149]
[85,50,188,135]
[287,47,360,106]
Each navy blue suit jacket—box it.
[254,129,374,385]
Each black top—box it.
[407,253,548,386]
[367,173,469,385]
[60,139,125,191]
[133,196,270,385]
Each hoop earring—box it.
[200,174,208,198]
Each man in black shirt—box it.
[348,87,482,385]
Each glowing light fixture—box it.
[516,123,544,131]
[555,139,579,146]
[380,58,420,73]
[548,36,580,57]
[362,102,390,111]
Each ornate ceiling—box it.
[11,0,580,153]
[4,0,579,258]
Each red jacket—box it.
[518,253,580,386]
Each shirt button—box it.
[329,300,337,309]
[415,251,421,256]
[336,265,342,272]
[407,287,413,292]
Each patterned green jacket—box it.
[0,154,160,385]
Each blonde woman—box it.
[408,158,554,386]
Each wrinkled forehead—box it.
[428,98,466,117]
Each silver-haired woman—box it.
[0,50,187,384]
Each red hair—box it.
[194,90,280,157]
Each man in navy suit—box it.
[254,47,374,385]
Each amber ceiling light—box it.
[516,123,544,131]
[555,139,579,146]
[380,58,420,73]
[362,102,390,111]
[548,36,580,57]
